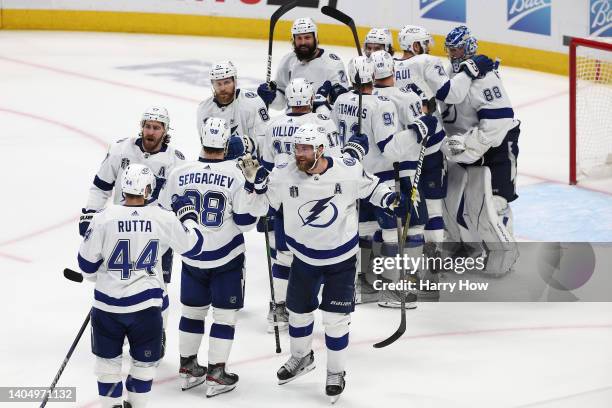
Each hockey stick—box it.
[40,270,90,406]
[264,218,282,354]
[373,134,431,349]
[373,164,407,349]
[266,0,298,84]
[320,6,362,56]
[63,268,83,283]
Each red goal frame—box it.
[569,36,612,185]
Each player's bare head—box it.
[399,25,434,56]
[200,117,231,158]
[364,28,393,58]
[293,123,327,173]
[445,26,478,69]
[292,18,318,61]
[121,163,155,202]
[286,78,314,111]
[209,60,238,104]
[140,106,170,153]
[348,56,375,89]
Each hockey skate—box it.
[179,355,206,391]
[277,350,315,385]
[377,276,418,309]
[326,370,346,404]
[205,363,239,397]
[267,301,289,333]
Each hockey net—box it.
[569,36,612,184]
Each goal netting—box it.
[570,37,612,184]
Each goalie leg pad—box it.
[463,167,518,276]
[442,161,468,243]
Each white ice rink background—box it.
[1,31,611,407]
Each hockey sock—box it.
[208,308,238,364]
[125,359,157,408]
[322,312,350,374]
[95,356,123,408]
[425,199,445,243]
[288,311,315,358]
[179,304,209,357]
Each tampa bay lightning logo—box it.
[298,196,338,228]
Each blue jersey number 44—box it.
[108,239,160,280]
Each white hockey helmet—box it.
[293,122,328,151]
[209,60,238,82]
[399,25,434,54]
[292,17,318,42]
[121,163,156,197]
[364,28,392,52]
[348,56,374,85]
[285,78,314,108]
[200,117,231,150]
[370,50,395,80]
[140,106,170,133]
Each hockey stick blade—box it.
[320,6,362,56]
[63,268,83,283]
[373,313,406,348]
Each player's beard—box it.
[296,155,316,172]
[215,89,235,105]
[142,134,164,152]
[294,43,317,61]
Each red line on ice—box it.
[76,323,612,408]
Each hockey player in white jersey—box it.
[440,26,520,275]
[260,77,341,332]
[78,163,204,408]
[159,117,260,397]
[80,106,186,235]
[237,123,409,403]
[332,56,437,307]
[197,60,269,153]
[79,106,186,344]
[363,27,394,57]
[370,49,447,299]
[395,25,495,105]
[257,17,349,111]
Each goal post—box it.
[567,36,612,185]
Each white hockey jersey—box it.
[159,158,259,269]
[196,89,270,151]
[261,112,341,171]
[78,204,203,314]
[332,91,421,182]
[86,137,186,210]
[394,54,471,104]
[271,49,349,111]
[249,157,395,266]
[374,84,447,159]
[442,69,518,164]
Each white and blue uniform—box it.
[78,204,203,408]
[331,90,425,240]
[394,54,472,104]
[86,137,186,210]
[159,158,259,364]
[442,68,520,204]
[374,84,447,242]
[270,49,349,111]
[261,111,341,304]
[247,156,395,374]
[196,89,270,153]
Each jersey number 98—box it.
[184,189,227,228]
